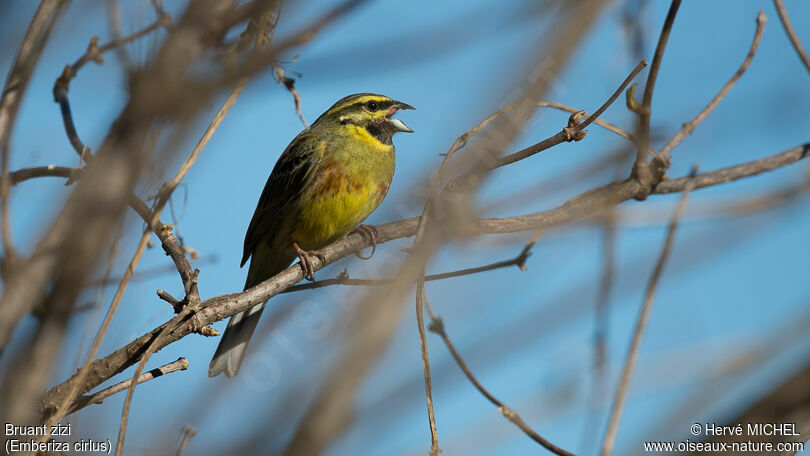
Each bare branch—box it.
[0,0,67,263]
[487,60,649,171]
[64,358,189,416]
[428,315,574,456]
[600,166,697,456]
[147,80,248,308]
[53,12,171,159]
[475,143,810,234]
[176,426,197,456]
[654,143,810,194]
[773,0,810,74]
[420,231,575,454]
[659,11,767,158]
[416,279,441,455]
[534,101,657,159]
[282,243,533,292]
[45,228,154,423]
[632,0,681,190]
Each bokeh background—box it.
[1,0,809,454]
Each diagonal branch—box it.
[653,143,810,194]
[773,0,810,74]
[428,315,574,456]
[454,60,649,181]
[659,11,767,158]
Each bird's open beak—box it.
[386,101,415,133]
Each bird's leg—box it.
[292,241,325,281]
[350,224,378,260]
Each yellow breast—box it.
[292,163,391,250]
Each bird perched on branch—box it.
[209,93,414,378]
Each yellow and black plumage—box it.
[209,93,414,378]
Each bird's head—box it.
[317,93,414,145]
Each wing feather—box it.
[240,132,324,266]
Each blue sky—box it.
[2,0,809,454]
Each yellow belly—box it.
[292,174,388,250]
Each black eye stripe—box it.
[355,99,392,112]
[330,99,395,122]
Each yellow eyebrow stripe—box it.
[331,95,390,112]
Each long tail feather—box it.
[208,302,266,377]
[209,244,292,378]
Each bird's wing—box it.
[241,132,325,267]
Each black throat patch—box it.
[363,120,396,145]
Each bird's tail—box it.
[208,300,266,378]
[208,246,291,378]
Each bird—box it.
[209,93,414,378]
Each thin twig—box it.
[3,164,76,185]
[600,166,697,456]
[45,226,154,424]
[175,426,197,456]
[72,220,124,370]
[115,310,191,456]
[534,101,661,162]
[422,233,572,453]
[654,143,810,194]
[1,143,15,263]
[105,0,135,69]
[411,100,522,244]
[0,165,166,235]
[580,210,616,452]
[659,11,767,158]
[427,305,573,455]
[416,278,440,456]
[275,65,308,127]
[404,86,522,454]
[149,80,248,306]
[43,21,209,439]
[0,0,66,264]
[65,358,189,416]
[773,0,810,74]
[150,0,167,16]
[53,13,171,158]
[155,80,247,208]
[632,0,681,188]
[489,60,648,171]
[282,244,532,292]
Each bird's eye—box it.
[365,100,379,111]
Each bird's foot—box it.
[292,242,325,281]
[351,224,378,260]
